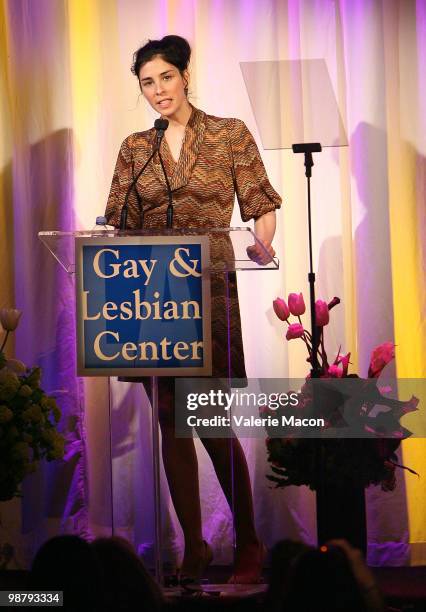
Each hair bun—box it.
[161,35,191,67]
[132,35,191,77]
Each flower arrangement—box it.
[266,294,418,491]
[0,309,65,502]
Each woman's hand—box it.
[247,210,277,265]
[246,239,275,265]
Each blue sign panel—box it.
[75,236,212,376]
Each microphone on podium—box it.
[119,118,170,230]
[154,118,169,140]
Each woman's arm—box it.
[255,210,276,246]
[227,118,281,263]
[247,210,277,264]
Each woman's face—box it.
[139,56,188,118]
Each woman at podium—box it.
[105,35,281,584]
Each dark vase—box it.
[316,481,367,555]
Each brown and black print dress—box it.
[105,106,281,380]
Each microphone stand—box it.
[156,149,174,228]
[293,142,341,550]
[152,119,174,228]
[292,142,322,379]
[119,148,158,230]
[120,118,169,230]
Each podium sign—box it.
[75,235,212,376]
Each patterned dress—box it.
[105,105,281,380]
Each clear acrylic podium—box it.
[39,227,279,584]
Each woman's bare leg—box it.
[200,436,263,580]
[154,381,261,579]
[157,385,207,576]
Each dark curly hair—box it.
[132,35,191,80]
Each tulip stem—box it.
[301,335,313,359]
[298,315,313,349]
[320,332,328,371]
[0,331,9,353]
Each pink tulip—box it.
[328,364,343,378]
[315,300,329,326]
[368,342,395,378]
[288,293,306,316]
[337,352,351,377]
[0,308,22,332]
[273,298,290,321]
[286,323,305,340]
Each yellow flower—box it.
[0,405,13,423]
[5,359,27,375]
[26,367,41,389]
[18,384,33,398]
[45,430,65,460]
[0,368,19,385]
[46,397,57,410]
[22,405,43,423]
[0,308,22,332]
[0,355,65,500]
[40,397,49,411]
[0,369,20,402]
[21,408,32,423]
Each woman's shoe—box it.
[228,541,267,584]
[179,540,213,588]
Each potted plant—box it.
[266,294,418,552]
[0,309,65,502]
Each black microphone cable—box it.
[119,118,169,230]
[156,148,174,228]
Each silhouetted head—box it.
[92,536,163,612]
[30,535,103,611]
[284,545,368,612]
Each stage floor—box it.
[1,565,426,610]
[165,564,426,609]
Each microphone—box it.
[154,118,169,140]
[119,118,169,230]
